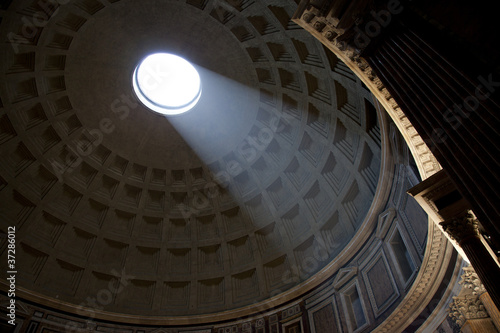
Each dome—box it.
[0,0,459,331]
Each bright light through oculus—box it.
[133,53,201,115]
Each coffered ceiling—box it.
[0,0,383,317]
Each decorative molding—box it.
[375,208,396,240]
[332,266,358,290]
[292,4,442,180]
[398,193,425,255]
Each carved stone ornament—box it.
[449,295,488,326]
[440,211,480,244]
[303,12,315,23]
[460,266,487,296]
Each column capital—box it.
[460,266,487,296]
[449,295,488,326]
[440,211,480,245]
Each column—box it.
[459,265,500,332]
[449,265,500,333]
[441,212,500,310]
[364,14,500,250]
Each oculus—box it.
[133,53,202,115]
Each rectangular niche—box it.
[162,281,190,309]
[106,210,135,237]
[198,277,225,306]
[17,243,48,284]
[293,236,321,276]
[255,222,282,255]
[196,214,219,240]
[87,271,119,305]
[138,216,162,241]
[340,281,368,332]
[263,255,290,290]
[361,248,399,317]
[231,269,259,303]
[221,207,247,234]
[27,211,66,247]
[198,245,223,273]
[308,297,341,333]
[303,181,331,220]
[116,279,155,311]
[37,259,84,297]
[166,248,191,275]
[281,204,310,241]
[282,317,304,333]
[167,218,191,241]
[266,177,292,210]
[387,225,417,287]
[245,193,273,226]
[284,156,311,191]
[233,170,258,197]
[93,239,128,271]
[57,227,96,261]
[133,246,160,275]
[228,236,254,268]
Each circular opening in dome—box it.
[133,53,202,115]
